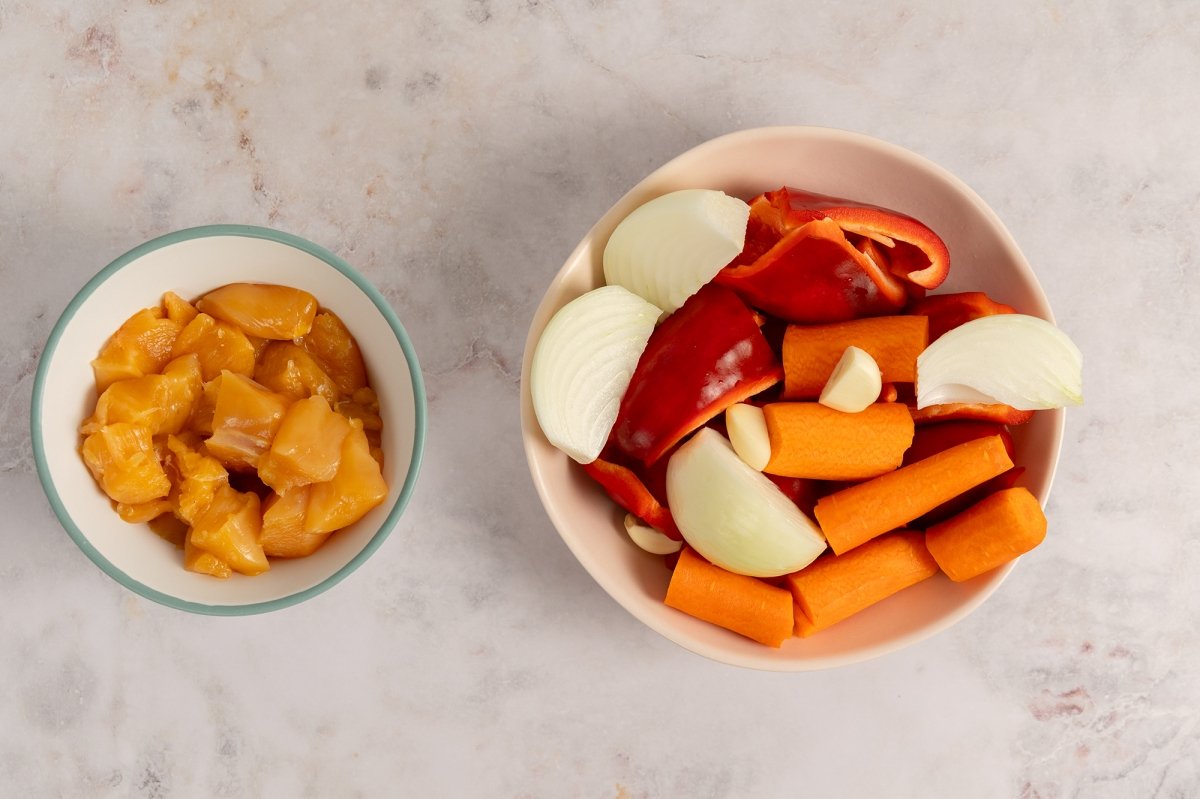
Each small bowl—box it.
[520,127,1064,670]
[33,225,427,615]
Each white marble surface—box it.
[2,1,1197,796]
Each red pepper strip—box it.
[909,291,1017,341]
[891,379,1033,426]
[777,187,951,290]
[855,236,890,275]
[910,402,1035,426]
[716,218,908,324]
[765,474,820,517]
[727,193,791,269]
[612,284,782,466]
[663,549,682,571]
[582,457,681,540]
[854,235,926,304]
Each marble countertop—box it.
[3,2,1197,796]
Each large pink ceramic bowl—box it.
[520,127,1063,671]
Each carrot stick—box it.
[764,402,914,480]
[664,547,794,647]
[792,608,819,638]
[782,316,928,399]
[914,466,1025,530]
[814,435,1014,555]
[786,530,938,637]
[925,487,1047,581]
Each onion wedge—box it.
[666,428,826,577]
[603,189,750,314]
[531,286,661,463]
[916,314,1083,410]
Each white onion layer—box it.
[602,189,750,314]
[819,346,882,413]
[531,285,661,463]
[916,314,1083,411]
[666,428,827,577]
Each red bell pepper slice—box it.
[727,193,791,269]
[765,474,820,517]
[611,284,782,466]
[910,402,1035,426]
[777,187,951,290]
[909,291,1017,341]
[716,218,908,323]
[855,236,926,304]
[582,457,681,540]
[890,383,1034,426]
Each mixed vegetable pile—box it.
[532,186,1082,647]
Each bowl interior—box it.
[521,127,1064,670]
[35,228,424,613]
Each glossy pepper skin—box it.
[777,187,951,290]
[717,218,908,323]
[909,291,1017,341]
[718,187,951,323]
[909,402,1035,426]
[888,379,1034,426]
[582,456,681,540]
[611,284,782,466]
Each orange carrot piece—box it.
[814,435,1014,555]
[879,382,899,403]
[782,316,928,399]
[902,420,1013,466]
[786,530,938,637]
[925,487,1047,581]
[914,466,1025,530]
[763,402,914,480]
[792,608,819,638]
[664,548,794,648]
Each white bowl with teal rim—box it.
[32,225,427,615]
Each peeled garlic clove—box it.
[531,286,661,463]
[725,403,771,470]
[603,189,750,314]
[623,514,682,555]
[819,346,883,413]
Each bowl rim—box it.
[31,223,428,615]
[520,125,1065,670]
